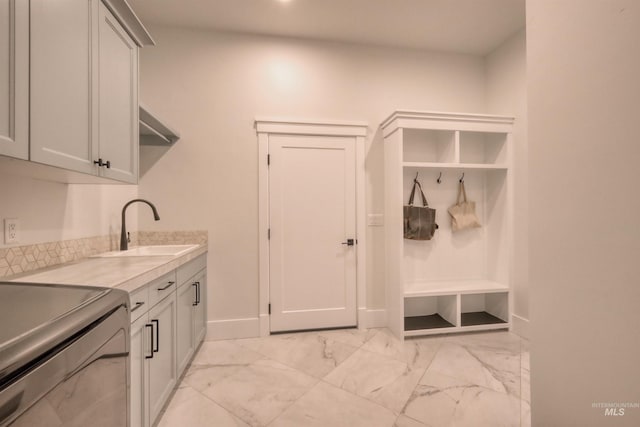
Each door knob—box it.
[341,239,355,246]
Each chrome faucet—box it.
[120,199,160,251]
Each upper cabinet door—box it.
[98,2,138,184]
[30,0,98,173]
[0,0,28,159]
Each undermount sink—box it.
[97,245,199,257]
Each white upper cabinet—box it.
[0,0,29,159]
[29,0,139,183]
[30,0,97,174]
[98,1,138,183]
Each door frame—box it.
[256,118,368,337]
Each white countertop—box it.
[10,245,207,294]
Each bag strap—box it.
[408,175,429,207]
[456,181,468,204]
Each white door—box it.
[269,134,357,332]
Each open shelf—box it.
[403,129,456,163]
[405,314,454,330]
[402,162,508,170]
[461,292,509,328]
[461,311,507,326]
[139,104,180,146]
[404,280,508,297]
[459,131,507,165]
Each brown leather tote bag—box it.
[403,177,438,240]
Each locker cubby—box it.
[402,129,456,163]
[404,295,457,332]
[459,131,508,165]
[460,292,509,327]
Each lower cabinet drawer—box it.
[148,271,177,308]
[129,286,149,322]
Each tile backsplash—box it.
[0,231,208,278]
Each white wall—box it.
[528,1,640,425]
[0,175,137,249]
[137,26,488,322]
[485,29,529,337]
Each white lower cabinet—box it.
[148,293,178,422]
[130,292,177,427]
[193,270,207,345]
[129,255,207,427]
[130,314,150,427]
[176,258,207,377]
[176,278,197,376]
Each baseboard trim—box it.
[208,309,388,340]
[511,314,530,340]
[359,308,387,329]
[206,317,260,341]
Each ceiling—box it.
[127,0,526,55]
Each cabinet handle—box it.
[192,283,198,306]
[93,158,111,168]
[131,301,145,312]
[196,281,201,305]
[145,324,154,359]
[157,281,175,291]
[151,319,159,353]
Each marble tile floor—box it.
[157,328,530,427]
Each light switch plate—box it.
[4,218,19,244]
[367,213,384,226]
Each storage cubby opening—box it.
[460,292,508,327]
[459,132,507,165]
[404,295,456,331]
[403,129,456,163]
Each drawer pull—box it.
[145,323,154,359]
[151,319,159,353]
[192,283,198,306]
[157,281,175,291]
[131,302,145,312]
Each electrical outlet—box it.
[4,218,19,244]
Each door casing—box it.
[256,118,367,336]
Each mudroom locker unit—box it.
[382,110,514,339]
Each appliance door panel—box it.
[0,306,129,427]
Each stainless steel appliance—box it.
[0,282,130,426]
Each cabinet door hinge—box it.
[268,303,271,315]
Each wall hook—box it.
[437,172,442,184]
[459,172,465,183]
